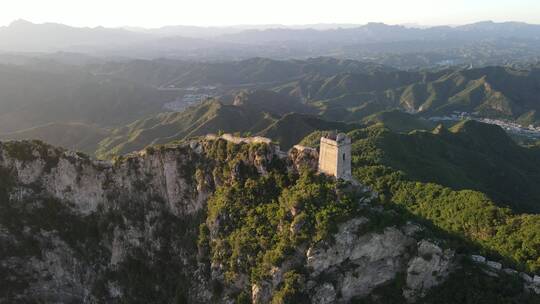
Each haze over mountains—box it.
[2,19,540,66]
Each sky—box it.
[0,0,539,28]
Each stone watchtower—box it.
[318,133,352,180]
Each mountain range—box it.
[94,90,352,158]
[1,56,540,158]
[279,65,540,124]
[2,20,540,66]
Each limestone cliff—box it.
[249,218,454,304]
[0,139,278,303]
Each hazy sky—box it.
[1,0,539,28]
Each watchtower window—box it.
[343,153,345,161]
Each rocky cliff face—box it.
[0,139,270,303]
[0,139,529,303]
[0,138,317,303]
[249,218,454,304]
[0,140,211,216]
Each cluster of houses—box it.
[163,93,215,112]
[429,111,540,139]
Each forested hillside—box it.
[88,57,392,88]
[280,66,540,125]
[96,90,341,157]
[350,121,540,212]
[314,122,540,274]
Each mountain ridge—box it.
[2,20,540,64]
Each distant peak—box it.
[475,20,495,24]
[365,22,390,28]
[8,19,34,27]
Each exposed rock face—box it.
[0,141,210,217]
[403,241,455,301]
[307,218,411,276]
[0,139,280,303]
[252,281,273,304]
[288,145,319,172]
[19,232,91,302]
[305,219,455,303]
[311,282,336,304]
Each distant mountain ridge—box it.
[0,122,107,154]
[0,19,152,52]
[95,90,322,157]
[88,57,393,87]
[2,20,540,64]
[278,65,540,125]
[95,90,363,158]
[219,21,540,44]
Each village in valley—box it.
[429,111,540,139]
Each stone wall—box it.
[470,254,540,294]
[207,134,272,145]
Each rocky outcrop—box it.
[252,281,273,304]
[0,141,207,216]
[288,145,319,172]
[311,283,337,304]
[304,219,455,303]
[403,241,454,301]
[239,215,457,304]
